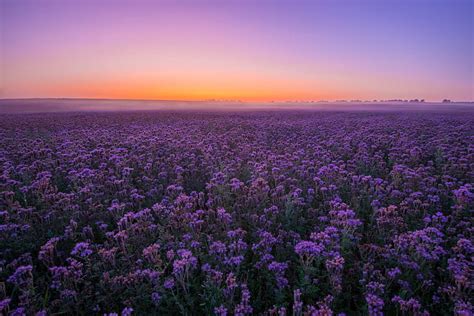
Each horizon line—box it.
[1,97,473,104]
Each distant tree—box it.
[442,99,452,103]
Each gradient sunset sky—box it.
[1,0,473,101]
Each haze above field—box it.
[1,0,473,103]
[0,99,473,114]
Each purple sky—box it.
[1,0,473,101]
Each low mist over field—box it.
[0,98,473,114]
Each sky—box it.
[1,0,473,102]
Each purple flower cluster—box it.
[0,111,472,314]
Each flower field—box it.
[0,111,472,315]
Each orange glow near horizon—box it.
[36,85,348,103]
[4,69,356,101]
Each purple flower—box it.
[366,294,384,316]
[0,298,11,312]
[151,292,161,306]
[71,242,93,258]
[10,307,26,316]
[172,249,197,276]
[293,289,303,316]
[387,267,401,279]
[214,305,228,316]
[164,278,175,289]
[295,241,323,265]
[121,307,133,316]
[268,261,289,289]
[7,265,33,287]
[394,227,446,262]
[234,284,253,316]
